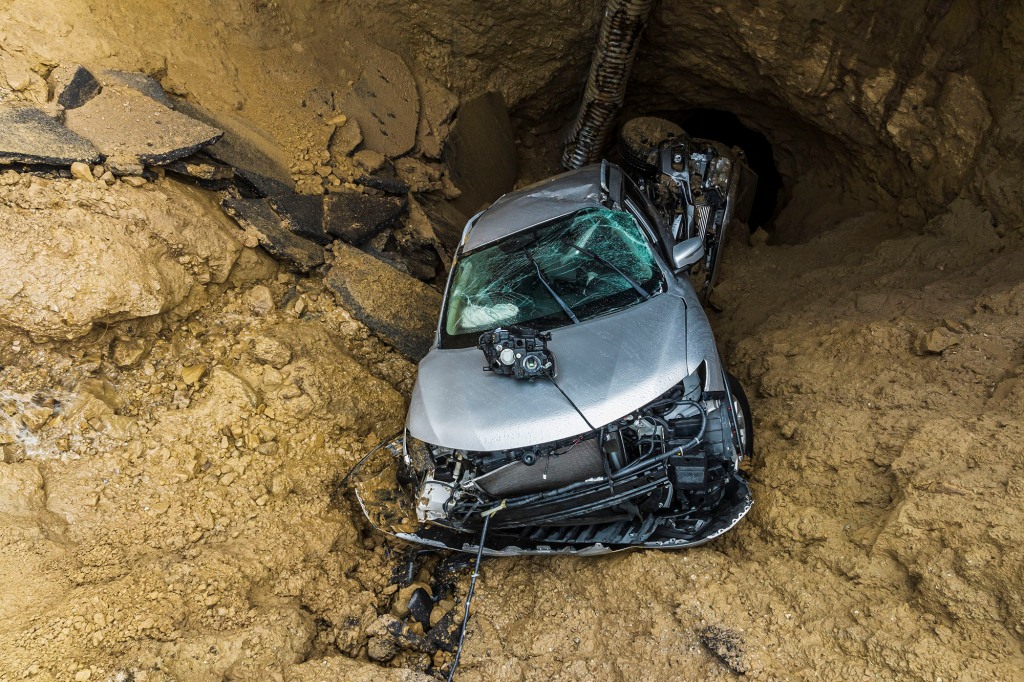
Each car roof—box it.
[462,164,607,251]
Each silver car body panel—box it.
[407,278,725,452]
[461,168,606,251]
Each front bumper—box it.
[352,434,753,557]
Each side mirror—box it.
[672,237,705,271]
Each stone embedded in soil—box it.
[220,191,325,272]
[328,117,362,162]
[253,335,291,368]
[64,87,222,169]
[395,157,442,193]
[353,149,387,174]
[70,161,93,181]
[48,64,101,110]
[112,337,148,367]
[20,405,53,432]
[246,285,275,316]
[444,91,518,216]
[181,364,207,385]
[324,189,406,244]
[918,327,959,355]
[341,46,420,157]
[325,242,441,360]
[0,104,102,165]
[165,154,235,182]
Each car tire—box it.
[726,372,754,459]
[618,116,686,177]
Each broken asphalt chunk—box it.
[47,64,101,110]
[221,191,325,272]
[326,243,441,360]
[0,104,101,165]
[268,193,329,245]
[324,189,406,244]
[172,97,295,197]
[64,87,222,171]
[356,174,409,195]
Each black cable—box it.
[541,367,595,431]
[447,508,495,682]
[338,430,403,490]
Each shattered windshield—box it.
[441,207,664,348]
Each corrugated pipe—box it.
[562,0,656,169]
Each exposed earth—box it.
[1,1,1023,681]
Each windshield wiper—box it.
[524,248,579,324]
[562,239,651,300]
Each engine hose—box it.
[562,0,657,169]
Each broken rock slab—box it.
[341,46,419,158]
[324,189,406,244]
[65,87,222,172]
[221,191,324,272]
[326,243,441,360]
[48,64,101,110]
[444,91,518,216]
[173,97,295,197]
[0,104,101,165]
[268,193,329,245]
[95,69,175,107]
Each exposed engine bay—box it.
[356,369,752,555]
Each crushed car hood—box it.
[408,293,709,451]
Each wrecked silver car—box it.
[355,119,757,555]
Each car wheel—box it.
[726,372,754,459]
[618,116,686,177]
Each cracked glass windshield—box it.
[441,207,664,348]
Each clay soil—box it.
[1,2,1023,681]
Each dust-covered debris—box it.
[341,46,420,158]
[220,190,325,272]
[324,189,407,245]
[325,242,442,360]
[48,64,101,110]
[0,104,101,165]
[64,86,222,172]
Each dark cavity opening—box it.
[653,108,782,230]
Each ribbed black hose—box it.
[562,0,657,169]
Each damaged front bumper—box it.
[353,391,753,557]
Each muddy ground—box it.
[2,1,1024,681]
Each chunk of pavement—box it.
[341,46,419,157]
[172,97,295,197]
[365,614,435,655]
[326,243,441,360]
[356,174,409,195]
[220,191,325,272]
[0,104,101,165]
[48,64,101,110]
[444,91,517,216]
[407,587,433,627]
[165,154,234,182]
[421,199,469,255]
[324,189,406,244]
[64,87,222,170]
[268,193,328,245]
[95,69,174,107]
[328,118,362,163]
